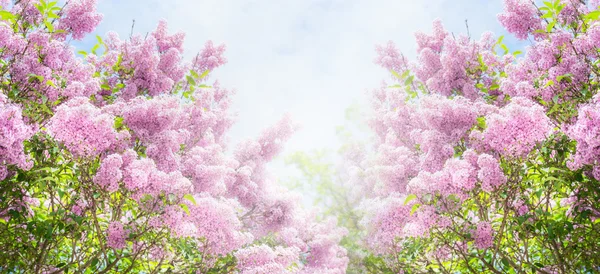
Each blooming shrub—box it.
[357,0,600,272]
[0,0,348,273]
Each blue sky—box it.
[77,0,527,179]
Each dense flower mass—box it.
[0,94,34,175]
[356,0,600,272]
[0,0,348,272]
[566,97,600,170]
[48,97,129,158]
[57,0,103,40]
[497,0,543,40]
[5,0,600,272]
[475,97,553,158]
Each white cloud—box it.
[90,0,511,180]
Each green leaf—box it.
[186,75,196,86]
[183,194,196,206]
[47,11,59,19]
[190,70,199,79]
[544,80,555,88]
[546,21,556,33]
[497,35,504,44]
[44,20,54,33]
[410,203,421,216]
[114,116,123,130]
[46,80,56,87]
[477,116,487,129]
[0,10,16,20]
[35,3,45,15]
[586,10,600,21]
[91,44,100,55]
[501,44,509,54]
[404,194,417,205]
[199,69,210,79]
[115,54,123,67]
[180,203,190,215]
[404,75,414,86]
[91,257,99,268]
[401,69,411,79]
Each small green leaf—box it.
[114,116,123,129]
[180,203,190,215]
[0,10,16,20]
[190,70,199,79]
[477,116,487,129]
[199,69,210,79]
[186,75,196,86]
[35,4,45,15]
[546,21,556,33]
[586,10,600,21]
[404,194,417,205]
[410,203,421,216]
[183,194,196,205]
[497,35,504,44]
[404,75,414,86]
[44,20,54,33]
[401,69,411,79]
[91,44,100,55]
[501,44,509,54]
[47,11,59,19]
[541,12,553,19]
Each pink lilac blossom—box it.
[184,195,252,256]
[476,154,507,192]
[191,41,227,74]
[107,221,127,249]
[260,196,297,233]
[234,245,299,274]
[99,22,189,98]
[93,154,123,192]
[48,97,130,158]
[474,221,493,249]
[566,100,600,170]
[57,0,103,40]
[497,0,543,40]
[408,20,502,98]
[0,94,35,171]
[228,116,297,207]
[476,97,552,158]
[361,195,411,254]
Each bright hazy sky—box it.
[81,0,523,179]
